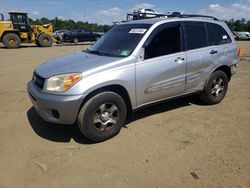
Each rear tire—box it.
[37,33,53,47]
[2,33,21,48]
[200,70,228,105]
[77,92,127,142]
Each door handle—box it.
[210,50,218,55]
[175,57,185,64]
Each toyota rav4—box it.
[28,15,238,142]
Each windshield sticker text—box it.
[129,28,147,34]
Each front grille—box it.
[33,72,45,90]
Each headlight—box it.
[45,73,82,92]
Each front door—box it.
[136,23,187,107]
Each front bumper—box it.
[27,81,87,124]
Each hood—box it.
[35,51,122,78]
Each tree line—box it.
[29,17,250,32]
[224,19,250,32]
[29,17,112,32]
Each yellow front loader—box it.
[0,12,54,48]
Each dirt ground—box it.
[0,41,249,188]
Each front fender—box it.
[64,63,137,108]
[84,66,136,107]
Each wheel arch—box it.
[78,84,133,119]
[213,65,231,81]
[203,65,231,91]
[1,30,20,41]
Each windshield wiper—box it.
[86,49,108,56]
[86,49,122,58]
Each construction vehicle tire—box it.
[3,33,21,48]
[37,33,53,47]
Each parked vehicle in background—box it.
[28,14,238,142]
[233,31,250,40]
[53,30,69,43]
[62,29,102,44]
[54,30,69,36]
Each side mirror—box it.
[137,48,145,62]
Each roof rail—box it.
[168,14,219,21]
[126,12,219,21]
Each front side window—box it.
[144,24,181,59]
[184,22,207,50]
[88,24,151,57]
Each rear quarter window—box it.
[207,23,231,45]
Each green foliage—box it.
[225,19,250,32]
[29,17,112,32]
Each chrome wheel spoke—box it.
[109,104,118,114]
[210,88,216,95]
[215,90,220,96]
[93,117,102,124]
[218,86,224,92]
[107,118,117,125]
[99,104,107,113]
[100,122,108,132]
[218,78,223,86]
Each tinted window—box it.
[88,24,151,57]
[184,22,207,50]
[145,25,181,59]
[207,23,231,45]
[11,14,28,24]
[206,24,216,46]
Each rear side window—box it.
[184,22,207,50]
[207,23,231,45]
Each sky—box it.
[1,0,250,24]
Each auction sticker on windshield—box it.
[129,28,147,34]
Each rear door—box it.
[183,21,219,92]
[183,21,233,93]
[136,22,187,106]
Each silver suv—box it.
[28,15,238,142]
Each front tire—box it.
[77,92,127,142]
[37,33,53,47]
[2,33,21,48]
[200,70,228,105]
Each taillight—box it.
[237,48,242,57]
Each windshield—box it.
[87,23,152,57]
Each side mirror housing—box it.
[137,48,145,62]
